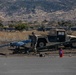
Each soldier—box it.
[31,32,37,53]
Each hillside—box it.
[0,30,48,43]
[0,0,76,21]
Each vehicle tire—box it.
[71,39,76,48]
[71,42,76,48]
[37,41,46,48]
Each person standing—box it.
[59,48,64,57]
[31,32,37,53]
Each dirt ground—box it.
[0,46,76,57]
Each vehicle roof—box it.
[55,29,65,31]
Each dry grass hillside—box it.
[0,30,48,44]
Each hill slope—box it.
[0,0,76,21]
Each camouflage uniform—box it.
[31,32,37,53]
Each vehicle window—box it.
[58,32,65,35]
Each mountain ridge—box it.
[0,0,76,21]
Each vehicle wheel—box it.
[37,41,46,47]
[71,42,76,48]
[71,39,76,48]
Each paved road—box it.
[0,56,76,75]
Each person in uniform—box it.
[31,32,37,53]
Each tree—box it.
[15,23,28,31]
[0,23,3,27]
[42,19,48,24]
[8,24,15,28]
[58,20,73,27]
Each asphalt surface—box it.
[0,56,76,75]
